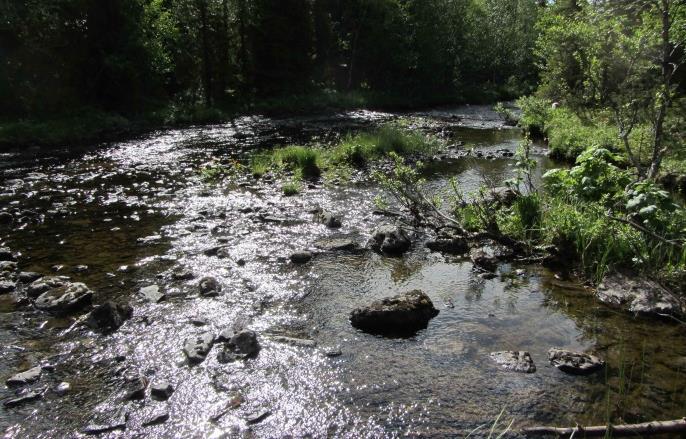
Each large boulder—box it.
[548,348,604,375]
[489,351,536,373]
[85,302,133,333]
[350,290,439,336]
[596,273,684,318]
[369,225,411,255]
[34,282,93,315]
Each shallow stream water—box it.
[1,106,685,438]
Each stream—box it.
[1,105,685,438]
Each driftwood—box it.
[524,417,686,438]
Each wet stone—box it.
[150,381,174,401]
[271,336,317,348]
[290,251,312,264]
[199,277,221,297]
[0,247,16,261]
[143,409,169,426]
[6,366,42,386]
[27,276,69,298]
[369,225,411,255]
[316,210,342,228]
[548,349,605,375]
[0,280,16,293]
[140,284,165,303]
[216,328,234,343]
[184,332,215,364]
[82,411,127,435]
[596,273,684,318]
[489,351,536,373]
[218,330,260,363]
[54,382,71,396]
[124,376,148,401]
[426,232,469,255]
[350,290,439,336]
[0,261,18,274]
[172,268,195,281]
[470,248,498,272]
[18,271,42,283]
[35,282,93,315]
[3,390,43,408]
[85,301,133,333]
[245,410,271,425]
[313,238,358,252]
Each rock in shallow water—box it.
[27,276,69,298]
[315,210,342,228]
[0,247,16,261]
[35,282,93,315]
[313,238,358,252]
[425,231,468,255]
[596,273,684,318]
[183,332,215,364]
[369,225,411,255]
[0,280,16,293]
[6,366,42,386]
[143,409,169,426]
[85,301,133,333]
[350,290,439,336]
[151,380,174,400]
[489,351,536,373]
[217,330,260,363]
[198,277,221,297]
[3,390,43,408]
[548,349,604,375]
[290,251,312,264]
[139,284,165,303]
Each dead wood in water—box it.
[523,417,686,437]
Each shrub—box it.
[516,95,551,136]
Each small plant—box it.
[250,154,271,178]
[493,102,518,126]
[282,181,301,196]
[273,146,322,178]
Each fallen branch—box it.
[524,417,686,437]
[607,212,684,249]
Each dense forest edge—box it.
[1,0,541,148]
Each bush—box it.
[516,96,551,135]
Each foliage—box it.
[515,95,551,135]
[272,146,322,178]
[282,180,301,196]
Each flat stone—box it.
[18,272,42,283]
[172,268,195,280]
[150,381,174,401]
[271,336,317,348]
[140,285,165,303]
[313,238,358,251]
[489,351,536,373]
[183,332,215,364]
[6,366,42,386]
[27,276,69,298]
[289,251,312,264]
[3,390,42,408]
[350,290,439,336]
[596,273,684,318]
[198,277,221,297]
[35,282,93,315]
[548,348,604,375]
[143,409,169,426]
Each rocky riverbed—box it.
[1,106,685,438]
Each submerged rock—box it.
[271,336,317,348]
[350,290,439,336]
[489,351,536,373]
[217,330,260,363]
[198,276,221,296]
[35,282,93,315]
[139,284,165,303]
[369,225,411,255]
[290,251,312,264]
[85,301,133,333]
[596,273,684,318]
[313,238,358,252]
[548,349,604,375]
[6,366,42,386]
[143,409,169,426]
[183,332,215,364]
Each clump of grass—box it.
[282,181,301,196]
[273,145,322,178]
[250,154,271,178]
[330,125,438,167]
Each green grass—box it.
[282,181,301,196]
[272,145,322,178]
